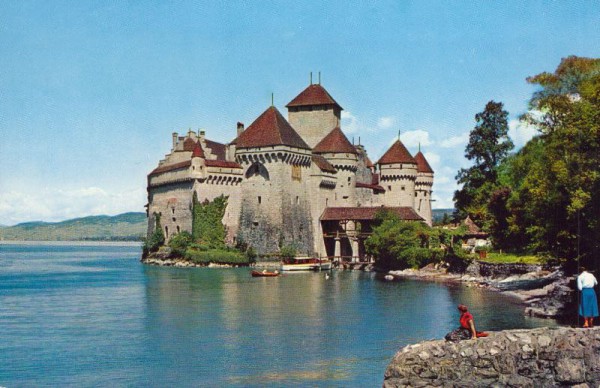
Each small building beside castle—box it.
[146,80,434,261]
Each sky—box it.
[1,1,599,226]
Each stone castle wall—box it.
[384,327,600,387]
[288,106,341,148]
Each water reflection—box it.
[141,268,555,386]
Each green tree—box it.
[454,101,514,225]
[365,212,440,270]
[168,231,193,256]
[508,56,600,266]
[191,194,228,249]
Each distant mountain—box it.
[0,212,147,241]
[432,208,454,223]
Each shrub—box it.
[144,213,165,254]
[168,231,193,256]
[279,244,297,262]
[184,248,247,264]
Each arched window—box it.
[245,162,270,181]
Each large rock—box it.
[383,327,600,387]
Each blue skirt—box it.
[579,288,599,317]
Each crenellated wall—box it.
[384,327,600,387]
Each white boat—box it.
[280,257,332,271]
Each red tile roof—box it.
[313,127,358,154]
[320,207,423,221]
[236,106,310,149]
[286,84,342,110]
[149,160,191,176]
[414,151,434,174]
[192,142,205,158]
[312,154,337,173]
[205,139,226,160]
[204,160,242,169]
[377,140,416,165]
[182,138,197,151]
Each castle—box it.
[146,80,434,260]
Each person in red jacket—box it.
[445,304,488,342]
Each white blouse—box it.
[577,271,598,290]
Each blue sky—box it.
[1,1,599,225]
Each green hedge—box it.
[184,248,248,264]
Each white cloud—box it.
[341,111,360,134]
[401,129,433,148]
[377,116,396,129]
[439,133,469,148]
[0,187,146,226]
[509,119,538,148]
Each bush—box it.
[168,231,193,256]
[184,248,247,264]
[144,213,165,254]
[279,244,297,262]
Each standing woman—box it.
[577,266,599,328]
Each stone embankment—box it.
[384,327,600,387]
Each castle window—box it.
[343,196,349,200]
[388,186,392,191]
[296,196,299,204]
[253,221,259,227]
[401,186,405,191]
[347,177,351,184]
[292,165,301,181]
[172,208,175,214]
[176,226,180,233]
[326,198,329,206]
[258,196,262,204]
[165,226,169,239]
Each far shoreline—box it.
[0,240,143,247]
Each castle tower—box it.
[376,139,418,208]
[312,127,358,206]
[414,150,434,226]
[234,106,313,255]
[286,83,342,148]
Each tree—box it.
[454,101,514,225]
[506,56,600,266]
[365,211,441,270]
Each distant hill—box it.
[0,212,147,241]
[432,208,454,223]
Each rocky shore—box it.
[388,261,574,321]
[384,326,600,387]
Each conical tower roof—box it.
[377,139,416,165]
[414,151,434,173]
[236,106,310,149]
[192,142,205,158]
[313,127,357,154]
[286,84,342,110]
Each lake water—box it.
[0,243,555,387]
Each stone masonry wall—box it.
[384,327,600,387]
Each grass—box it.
[480,252,543,265]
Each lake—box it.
[0,243,554,387]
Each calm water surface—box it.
[0,243,554,387]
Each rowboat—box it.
[251,270,280,277]
[280,257,332,272]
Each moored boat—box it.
[280,257,332,271]
[251,270,280,277]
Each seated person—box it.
[445,304,488,342]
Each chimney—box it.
[237,122,244,137]
[199,130,205,142]
[172,132,178,150]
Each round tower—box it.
[376,139,417,208]
[414,150,434,226]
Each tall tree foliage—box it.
[503,56,600,265]
[454,101,514,224]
